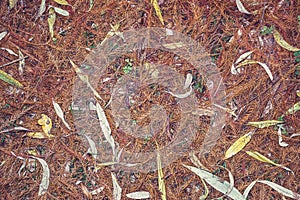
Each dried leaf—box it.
[273,29,300,52]
[90,187,104,195]
[31,156,50,196]
[157,147,167,200]
[286,102,300,115]
[189,152,209,171]
[0,126,29,133]
[81,184,92,199]
[70,60,104,101]
[9,0,18,9]
[290,133,300,138]
[88,0,94,11]
[18,50,25,75]
[126,191,151,199]
[1,47,18,56]
[184,73,193,89]
[82,134,97,159]
[199,177,209,200]
[151,0,164,25]
[296,90,300,97]
[246,151,292,173]
[111,172,122,200]
[162,42,184,49]
[183,164,245,200]
[48,7,56,39]
[0,69,23,88]
[96,102,115,155]
[0,31,7,41]
[224,132,252,159]
[36,0,46,18]
[235,51,254,65]
[236,60,273,81]
[53,100,71,130]
[277,125,289,147]
[243,180,300,199]
[167,85,193,98]
[236,0,252,14]
[38,114,52,135]
[247,120,283,128]
[53,0,70,6]
[53,6,69,16]
[26,132,54,139]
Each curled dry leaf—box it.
[247,120,283,128]
[126,191,151,199]
[111,172,122,200]
[30,156,50,196]
[53,0,70,6]
[184,73,193,89]
[9,0,18,9]
[273,29,300,52]
[166,85,193,98]
[224,132,252,159]
[0,47,18,56]
[151,0,164,25]
[183,164,245,200]
[277,125,289,147]
[243,180,300,199]
[38,114,52,135]
[96,102,116,156]
[48,7,56,39]
[236,0,252,14]
[36,0,46,18]
[52,6,70,16]
[231,50,254,74]
[0,31,8,41]
[286,102,300,115]
[82,134,97,159]
[236,60,273,81]
[246,151,293,173]
[53,100,71,130]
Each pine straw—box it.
[0,0,299,199]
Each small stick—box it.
[0,56,28,69]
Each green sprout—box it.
[123,58,133,74]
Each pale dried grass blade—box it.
[236,0,252,14]
[126,191,151,199]
[111,172,122,200]
[53,100,71,130]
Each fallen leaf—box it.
[0,69,23,88]
[9,0,18,9]
[243,180,300,199]
[0,31,7,41]
[26,132,55,139]
[183,164,245,200]
[224,132,252,159]
[162,42,184,49]
[157,146,167,200]
[166,85,193,98]
[235,51,254,65]
[96,102,116,156]
[88,0,94,11]
[90,187,104,195]
[81,184,92,199]
[151,0,164,25]
[36,0,46,18]
[52,6,70,16]
[70,60,104,101]
[31,156,50,196]
[18,50,25,75]
[38,114,52,135]
[184,73,193,89]
[82,134,97,159]
[1,47,18,56]
[246,151,292,173]
[277,125,289,147]
[247,120,284,128]
[53,100,71,130]
[285,102,300,115]
[48,7,56,39]
[296,90,300,97]
[53,0,70,6]
[199,177,209,200]
[126,191,151,199]
[273,29,300,52]
[236,60,273,81]
[0,126,29,133]
[290,133,300,138]
[111,172,122,200]
[236,0,252,14]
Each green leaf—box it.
[0,69,23,88]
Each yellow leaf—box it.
[224,132,252,159]
[246,151,293,173]
[9,0,18,9]
[156,143,167,200]
[48,7,56,40]
[151,0,164,25]
[53,0,70,6]
[297,90,300,97]
[286,102,300,115]
[38,114,52,135]
[247,120,284,128]
[28,149,38,156]
[0,69,23,88]
[27,132,54,139]
[236,60,273,81]
[273,29,300,52]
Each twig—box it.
[0,56,29,69]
